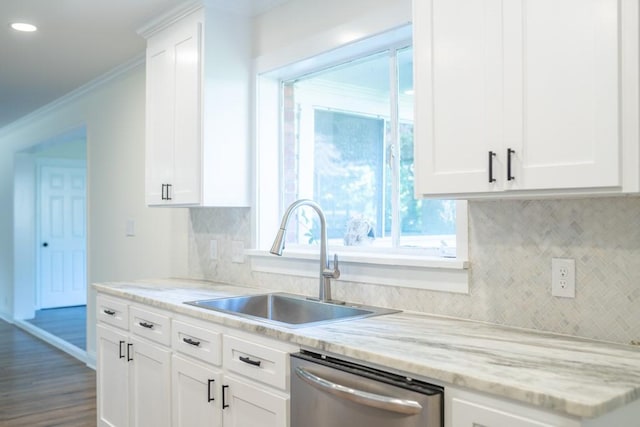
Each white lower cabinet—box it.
[97,324,130,427]
[97,295,295,427]
[172,355,223,426]
[129,336,171,427]
[447,388,581,427]
[96,297,172,427]
[223,375,289,427]
[452,398,558,427]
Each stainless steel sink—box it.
[184,293,400,328]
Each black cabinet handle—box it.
[119,340,125,359]
[507,148,515,181]
[488,151,497,183]
[166,184,172,201]
[207,379,215,402]
[103,309,115,316]
[222,385,229,409]
[127,343,133,362]
[139,322,154,329]
[239,356,261,367]
[183,337,201,347]
[161,184,167,200]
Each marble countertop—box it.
[93,278,640,419]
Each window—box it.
[277,44,457,257]
[253,25,468,292]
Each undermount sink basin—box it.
[184,293,400,328]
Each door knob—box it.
[42,242,48,247]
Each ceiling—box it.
[0,0,288,130]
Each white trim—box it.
[254,6,412,75]
[0,54,144,137]
[0,312,14,323]
[248,249,469,294]
[137,0,203,38]
[13,319,91,367]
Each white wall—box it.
[1,61,189,358]
[252,0,411,58]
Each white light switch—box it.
[126,219,135,237]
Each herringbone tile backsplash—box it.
[188,197,640,345]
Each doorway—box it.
[13,126,88,357]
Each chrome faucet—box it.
[270,199,340,303]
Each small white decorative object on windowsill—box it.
[344,216,375,246]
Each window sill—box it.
[246,249,469,294]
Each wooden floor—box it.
[26,305,87,350]
[0,320,96,426]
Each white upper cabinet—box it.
[141,4,251,207]
[414,0,637,198]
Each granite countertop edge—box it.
[92,278,640,420]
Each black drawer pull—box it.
[239,356,261,367]
[222,385,229,409]
[488,151,497,183]
[208,379,215,402]
[183,337,201,347]
[127,343,133,362]
[119,340,125,359]
[103,309,116,316]
[507,148,515,181]
[139,322,154,329]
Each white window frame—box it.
[250,24,469,294]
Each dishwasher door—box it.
[291,352,443,427]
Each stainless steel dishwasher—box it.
[291,351,443,427]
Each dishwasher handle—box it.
[295,367,423,415]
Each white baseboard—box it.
[13,319,94,369]
[0,312,14,324]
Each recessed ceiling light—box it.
[11,22,38,32]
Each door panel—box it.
[414,0,504,195]
[39,163,86,308]
[505,0,620,190]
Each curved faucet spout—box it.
[269,199,340,303]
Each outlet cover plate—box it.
[552,258,575,298]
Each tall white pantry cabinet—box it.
[413,0,640,199]
[140,4,251,207]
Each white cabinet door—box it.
[145,10,202,206]
[97,324,130,427]
[146,35,175,206]
[172,355,223,427]
[222,375,288,427]
[129,336,172,427]
[452,398,556,427]
[414,0,504,196]
[414,0,622,197]
[504,0,620,191]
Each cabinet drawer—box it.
[129,305,171,346]
[97,294,129,330]
[452,398,556,427]
[172,319,222,366]
[223,335,289,391]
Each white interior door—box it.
[39,161,87,308]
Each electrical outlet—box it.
[552,258,575,298]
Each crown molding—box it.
[137,0,204,39]
[0,53,145,138]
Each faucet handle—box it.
[332,254,340,279]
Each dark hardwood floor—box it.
[26,305,86,350]
[0,319,96,426]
